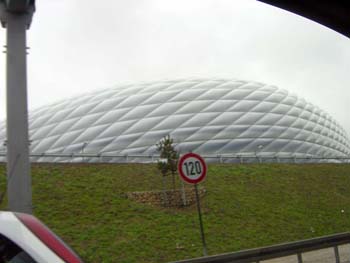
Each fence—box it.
[171,232,350,263]
[0,152,349,164]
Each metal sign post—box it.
[194,183,207,256]
[178,152,208,256]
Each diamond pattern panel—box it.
[0,78,349,161]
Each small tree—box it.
[156,135,179,191]
[157,158,169,206]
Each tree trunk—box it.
[162,175,168,207]
[171,170,176,191]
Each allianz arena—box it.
[0,78,349,163]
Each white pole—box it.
[6,13,31,213]
[1,1,35,214]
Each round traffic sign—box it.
[178,153,207,184]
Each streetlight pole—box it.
[256,144,263,163]
[0,0,35,214]
[82,141,88,162]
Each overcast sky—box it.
[1,0,350,133]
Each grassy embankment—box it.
[0,163,350,262]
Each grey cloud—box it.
[0,0,349,134]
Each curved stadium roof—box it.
[0,78,349,162]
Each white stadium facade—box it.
[0,78,349,163]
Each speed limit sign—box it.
[178,153,207,184]
[178,152,208,255]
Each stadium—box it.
[0,78,349,163]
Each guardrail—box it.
[0,152,349,163]
[171,232,350,263]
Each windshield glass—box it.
[0,234,37,263]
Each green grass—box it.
[1,163,350,262]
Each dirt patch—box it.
[126,187,206,207]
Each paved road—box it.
[262,244,350,263]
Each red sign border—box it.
[178,153,207,184]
